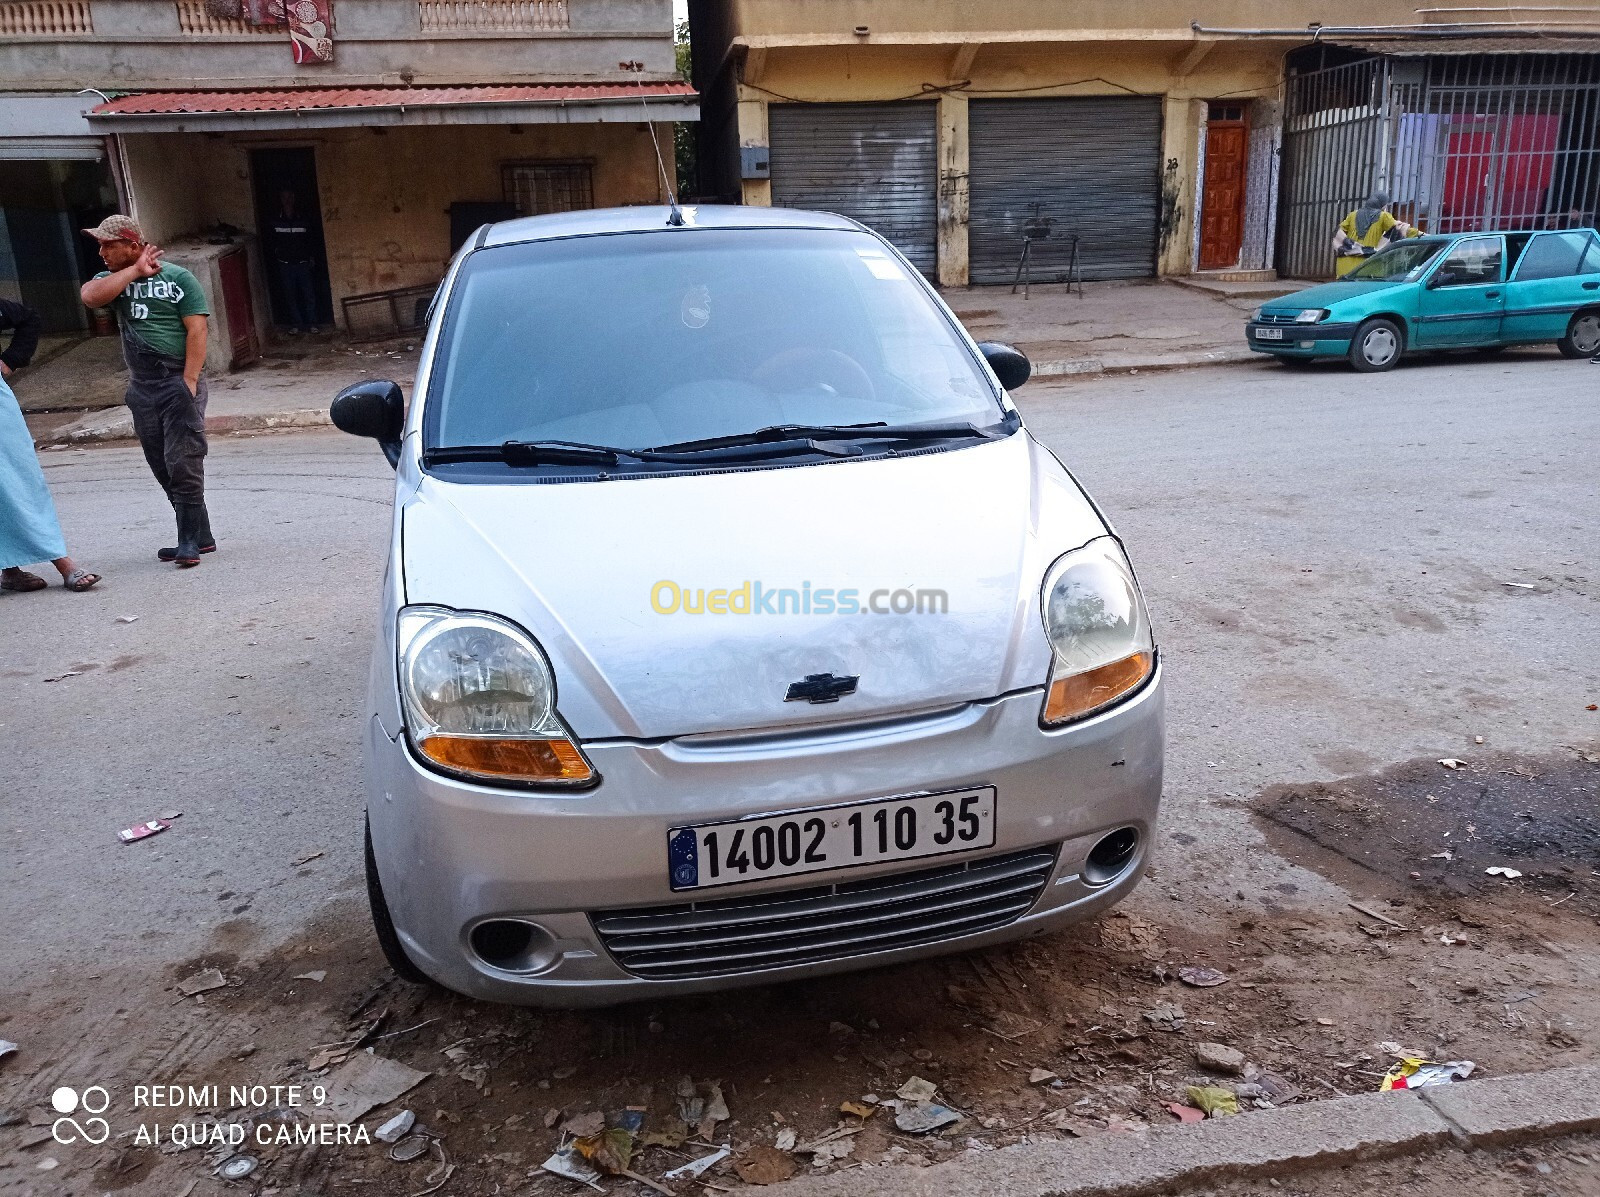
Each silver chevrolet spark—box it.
[332,205,1163,1007]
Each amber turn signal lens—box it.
[417,735,594,783]
[1043,651,1153,726]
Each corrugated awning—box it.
[1323,34,1600,55]
[87,82,698,132]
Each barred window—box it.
[502,162,594,218]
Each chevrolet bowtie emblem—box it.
[784,673,859,704]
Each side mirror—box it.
[331,379,404,468]
[978,341,1032,391]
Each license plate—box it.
[667,787,997,891]
[1254,326,1284,340]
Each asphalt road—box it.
[2,348,1596,1066]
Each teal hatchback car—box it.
[1247,228,1600,371]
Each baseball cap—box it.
[82,215,144,244]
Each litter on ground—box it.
[1381,1057,1476,1090]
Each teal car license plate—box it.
[1254,327,1284,340]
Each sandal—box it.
[1,570,48,592]
[63,569,101,592]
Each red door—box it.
[217,249,259,368]
[1200,119,1248,271]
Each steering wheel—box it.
[751,348,876,405]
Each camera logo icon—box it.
[51,1086,111,1145]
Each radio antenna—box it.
[623,60,685,227]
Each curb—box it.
[772,1064,1600,1197]
[44,406,333,447]
[1030,349,1256,378]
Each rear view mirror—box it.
[332,379,404,468]
[978,341,1032,390]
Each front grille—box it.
[1256,311,1301,325]
[592,847,1057,981]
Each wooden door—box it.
[217,249,259,369]
[1200,116,1249,271]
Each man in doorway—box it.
[79,215,216,568]
[268,188,319,333]
[1332,191,1421,276]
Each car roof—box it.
[1421,227,1599,241]
[479,204,864,248]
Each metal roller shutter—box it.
[768,102,938,272]
[969,97,1164,283]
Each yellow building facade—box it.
[688,0,1598,286]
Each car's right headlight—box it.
[1039,537,1155,726]
[396,606,595,786]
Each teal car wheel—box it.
[1557,309,1600,359]
[1348,317,1403,373]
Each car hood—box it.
[400,433,1110,740]
[1263,279,1406,312]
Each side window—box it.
[1513,231,1592,281]
[1431,237,1504,288]
[1579,233,1600,276]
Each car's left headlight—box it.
[396,606,595,786]
[1040,538,1155,726]
[1294,308,1331,324]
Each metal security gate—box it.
[969,97,1164,284]
[1279,52,1600,279]
[768,102,938,272]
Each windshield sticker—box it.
[854,248,906,281]
[681,284,711,329]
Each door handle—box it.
[1584,281,1599,290]
[1485,290,1499,299]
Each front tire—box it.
[1348,317,1404,372]
[365,815,435,986]
[1557,309,1600,359]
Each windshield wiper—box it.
[648,417,1013,455]
[424,440,631,467]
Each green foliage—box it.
[673,17,697,195]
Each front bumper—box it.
[1246,320,1357,357]
[365,670,1164,1007]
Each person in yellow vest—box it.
[1332,191,1421,276]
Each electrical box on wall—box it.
[740,145,771,180]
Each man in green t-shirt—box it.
[80,215,216,567]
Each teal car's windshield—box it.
[1347,240,1448,281]
[425,228,1004,452]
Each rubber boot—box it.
[172,503,204,568]
[159,501,215,561]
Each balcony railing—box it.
[419,0,570,33]
[175,1,281,34]
[0,0,93,34]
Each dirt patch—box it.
[1255,748,1600,914]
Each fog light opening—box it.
[1083,827,1140,887]
[468,919,558,974]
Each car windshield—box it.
[1347,240,1447,281]
[424,227,1004,453]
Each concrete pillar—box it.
[736,85,771,207]
[1158,95,1203,276]
[937,91,970,288]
